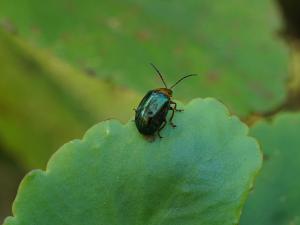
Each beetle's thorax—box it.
[155,88,173,97]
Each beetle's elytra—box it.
[134,64,197,138]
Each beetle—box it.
[134,64,197,138]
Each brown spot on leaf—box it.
[206,71,221,83]
[106,17,121,31]
[136,29,152,42]
[31,26,41,36]
[0,19,18,34]
[248,81,274,100]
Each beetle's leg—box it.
[170,101,183,112]
[157,120,167,138]
[132,108,136,122]
[169,107,177,128]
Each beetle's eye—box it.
[148,111,153,116]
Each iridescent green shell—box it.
[135,90,170,135]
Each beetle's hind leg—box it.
[170,101,183,112]
[157,119,167,138]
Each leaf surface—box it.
[3,98,262,225]
[0,0,288,115]
[0,31,139,169]
[240,113,300,225]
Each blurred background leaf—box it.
[240,113,300,225]
[0,30,139,169]
[0,0,288,116]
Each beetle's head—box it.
[156,88,173,97]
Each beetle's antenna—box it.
[170,74,198,89]
[150,63,168,88]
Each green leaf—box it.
[240,113,300,225]
[0,31,139,169]
[0,0,288,116]
[3,98,262,225]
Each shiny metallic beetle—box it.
[134,64,197,138]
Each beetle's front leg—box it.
[169,107,177,128]
[157,119,167,138]
[170,101,183,112]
